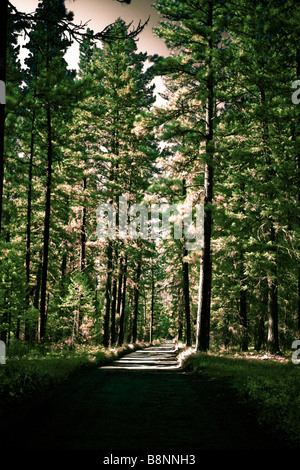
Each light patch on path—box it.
[101,342,179,370]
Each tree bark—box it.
[150,261,154,343]
[132,258,141,343]
[102,241,113,347]
[267,227,280,354]
[0,0,8,235]
[182,179,191,346]
[239,250,248,351]
[110,276,117,345]
[298,270,300,340]
[183,246,191,346]
[195,1,214,352]
[296,49,300,340]
[25,109,35,341]
[259,86,280,354]
[39,106,53,341]
[255,280,267,351]
[118,255,127,346]
[177,299,183,343]
[267,275,279,354]
[239,286,248,351]
[80,177,87,272]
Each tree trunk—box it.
[0,0,8,235]
[195,1,214,352]
[34,251,43,315]
[239,250,248,351]
[110,248,119,345]
[25,110,35,341]
[267,275,279,354]
[239,286,248,351]
[296,49,300,339]
[267,225,280,354]
[110,276,117,345]
[182,179,191,346]
[183,247,191,346]
[39,106,53,341]
[127,295,133,343]
[298,269,300,340]
[150,261,154,343]
[118,255,127,346]
[256,280,268,350]
[177,300,183,343]
[132,258,141,343]
[116,256,123,318]
[102,241,113,347]
[80,177,86,272]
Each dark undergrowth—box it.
[181,349,300,449]
[0,339,158,419]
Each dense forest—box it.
[0,0,299,356]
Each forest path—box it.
[3,341,287,453]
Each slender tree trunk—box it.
[80,177,86,272]
[183,247,191,346]
[132,258,141,343]
[127,295,133,343]
[116,256,123,318]
[150,261,154,343]
[143,289,147,341]
[61,253,67,278]
[118,255,127,346]
[0,210,10,342]
[238,179,248,351]
[110,276,117,345]
[25,110,35,341]
[259,87,280,354]
[296,49,300,339]
[298,270,300,340]
[255,280,267,351]
[39,106,53,341]
[34,250,43,312]
[239,251,248,352]
[267,227,280,354]
[267,275,279,353]
[195,1,214,352]
[103,241,113,347]
[0,0,8,236]
[255,313,266,351]
[110,248,119,345]
[239,286,248,351]
[177,299,183,342]
[182,179,191,346]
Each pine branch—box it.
[8,1,148,44]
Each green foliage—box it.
[0,340,150,417]
[182,351,300,447]
[1,0,299,355]
[150,0,300,352]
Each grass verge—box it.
[0,340,155,418]
[181,350,300,449]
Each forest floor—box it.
[1,340,294,460]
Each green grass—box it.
[0,340,152,417]
[181,350,300,448]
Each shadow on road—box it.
[1,340,291,453]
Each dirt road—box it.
[2,341,288,454]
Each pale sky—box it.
[10,0,168,104]
[11,0,169,65]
